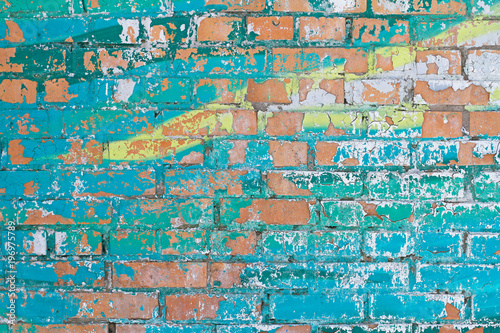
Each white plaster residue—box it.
[118,19,140,44]
[32,230,47,255]
[326,0,358,12]
[417,55,451,75]
[300,89,338,106]
[466,51,500,80]
[55,231,67,255]
[374,0,410,13]
[113,79,137,103]
[427,80,472,92]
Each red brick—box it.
[211,262,247,288]
[197,17,242,42]
[415,81,489,105]
[299,17,345,41]
[268,141,308,167]
[315,141,340,166]
[299,78,344,104]
[44,78,78,103]
[417,50,461,75]
[422,111,463,138]
[112,262,207,288]
[222,198,312,225]
[247,16,293,40]
[0,79,37,104]
[247,78,292,104]
[266,111,304,136]
[470,112,500,136]
[70,292,158,319]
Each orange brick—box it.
[266,111,304,136]
[197,17,242,42]
[273,0,366,12]
[247,16,294,40]
[470,112,500,136]
[315,141,339,166]
[268,141,308,167]
[417,50,461,75]
[211,262,247,287]
[299,17,346,41]
[247,78,292,104]
[415,81,489,105]
[215,110,257,135]
[0,79,37,104]
[421,111,463,138]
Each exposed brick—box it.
[247,78,292,103]
[421,111,463,138]
[112,262,207,288]
[268,141,308,167]
[197,17,242,42]
[247,16,294,40]
[299,17,346,42]
[470,112,500,137]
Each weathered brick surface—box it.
[1,0,500,330]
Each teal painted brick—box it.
[0,19,38,46]
[91,18,142,44]
[173,47,267,75]
[320,201,414,229]
[417,232,463,263]
[316,141,411,167]
[417,141,460,166]
[269,293,365,322]
[415,202,500,231]
[17,200,112,225]
[110,230,156,256]
[118,199,213,228]
[217,325,311,333]
[416,325,500,333]
[160,230,208,255]
[54,169,156,198]
[415,264,500,293]
[211,140,273,170]
[473,172,500,201]
[55,230,102,255]
[352,18,410,46]
[474,292,500,323]
[0,109,64,139]
[467,234,500,263]
[266,171,364,198]
[363,232,413,259]
[0,171,52,198]
[0,0,71,17]
[211,231,257,256]
[38,17,89,43]
[14,261,105,287]
[2,230,46,256]
[115,324,213,333]
[0,200,15,225]
[368,172,465,200]
[165,170,261,197]
[7,139,102,166]
[370,293,467,322]
[315,263,409,290]
[0,46,68,74]
[261,231,359,260]
[84,0,170,14]
[320,325,412,333]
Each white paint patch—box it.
[118,19,140,44]
[55,231,67,255]
[113,79,137,102]
[31,230,47,255]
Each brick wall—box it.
[0,0,500,331]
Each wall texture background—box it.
[0,0,500,331]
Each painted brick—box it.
[414,80,490,105]
[372,0,466,14]
[12,324,108,333]
[164,294,261,321]
[416,50,462,75]
[220,198,315,228]
[55,230,102,255]
[467,234,500,263]
[273,0,366,13]
[118,199,213,228]
[352,19,410,45]
[266,171,363,198]
[160,230,208,255]
[211,231,257,256]
[14,261,105,287]
[115,324,213,333]
[270,293,365,321]
[112,262,207,288]
[110,230,156,256]
[370,293,466,322]
[247,78,292,104]
[299,17,346,42]
[363,232,414,259]
[2,230,47,256]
